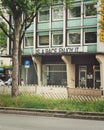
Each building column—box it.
[96,54,104,91]
[32,56,42,86]
[62,55,75,88]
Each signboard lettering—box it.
[35,47,80,55]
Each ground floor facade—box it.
[22,54,104,91]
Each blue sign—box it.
[24,60,30,68]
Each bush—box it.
[0,94,104,112]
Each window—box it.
[85,32,97,44]
[25,33,33,47]
[69,6,81,18]
[53,34,63,46]
[38,35,49,46]
[38,9,49,22]
[43,64,66,85]
[68,33,80,44]
[85,4,97,17]
[52,7,63,20]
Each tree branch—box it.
[1,14,14,31]
[19,3,41,45]
[0,24,13,41]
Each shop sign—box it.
[100,2,104,42]
[35,47,80,55]
[100,32,104,42]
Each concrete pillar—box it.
[32,56,42,86]
[96,54,104,91]
[62,55,75,88]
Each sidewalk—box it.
[0,107,104,121]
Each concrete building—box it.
[9,0,104,91]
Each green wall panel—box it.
[37,23,49,30]
[27,24,34,31]
[67,19,81,28]
[23,48,34,55]
[87,45,97,52]
[52,21,63,29]
[84,17,97,26]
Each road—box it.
[0,113,104,130]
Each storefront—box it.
[72,55,100,88]
[32,54,101,89]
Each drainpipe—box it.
[62,55,75,88]
[32,56,42,86]
[96,54,104,96]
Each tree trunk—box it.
[12,17,22,97]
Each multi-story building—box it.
[10,0,104,90]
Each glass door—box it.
[79,66,87,87]
[94,70,100,89]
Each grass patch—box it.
[0,94,104,112]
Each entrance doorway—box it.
[79,66,87,87]
[94,68,100,89]
[78,65,100,88]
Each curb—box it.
[0,107,104,121]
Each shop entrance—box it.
[93,67,100,89]
[78,65,100,88]
[79,66,87,87]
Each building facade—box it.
[21,0,104,90]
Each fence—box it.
[17,85,68,99]
[0,85,103,101]
[67,87,102,101]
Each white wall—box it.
[0,57,12,66]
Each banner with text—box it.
[34,47,87,55]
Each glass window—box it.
[38,9,49,21]
[43,64,67,85]
[68,33,80,44]
[85,32,97,44]
[25,34,33,47]
[39,35,49,46]
[52,7,63,20]
[85,4,97,16]
[53,34,63,45]
[69,6,81,18]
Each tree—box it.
[0,28,7,48]
[0,23,7,55]
[0,0,71,97]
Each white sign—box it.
[35,47,87,55]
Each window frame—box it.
[38,9,49,22]
[67,32,81,45]
[52,6,63,21]
[38,34,49,47]
[24,33,34,47]
[43,64,67,86]
[84,3,97,17]
[68,5,81,19]
[52,33,63,46]
[84,31,97,45]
